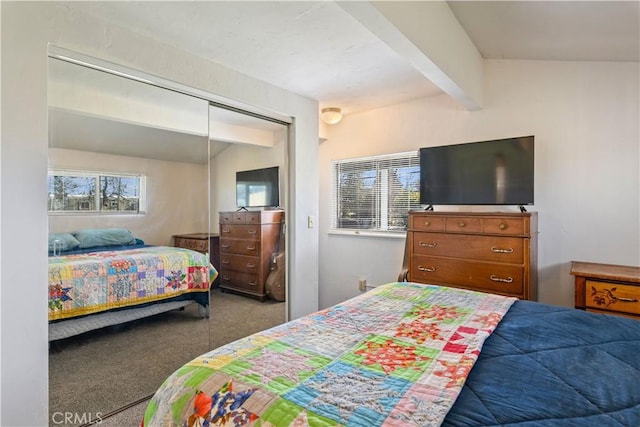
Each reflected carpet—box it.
[49,288,285,427]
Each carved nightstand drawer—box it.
[586,280,640,316]
[571,261,640,320]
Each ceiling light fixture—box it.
[320,107,343,125]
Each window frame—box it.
[47,169,147,215]
[330,151,421,236]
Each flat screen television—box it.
[236,166,280,208]
[419,136,534,207]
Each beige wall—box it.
[49,148,208,245]
[210,132,288,233]
[319,59,640,309]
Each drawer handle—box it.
[246,263,255,268]
[246,246,256,251]
[418,265,436,272]
[491,247,514,254]
[458,222,466,228]
[490,275,513,283]
[221,243,229,249]
[498,223,507,230]
[419,241,437,248]
[222,228,230,233]
[248,281,257,287]
[248,229,257,235]
[222,259,230,264]
[424,221,431,226]
[222,275,231,281]
[618,297,639,303]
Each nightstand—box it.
[571,261,640,320]
[173,233,220,288]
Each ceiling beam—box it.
[339,0,484,110]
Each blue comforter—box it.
[443,300,640,426]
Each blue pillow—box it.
[48,233,80,253]
[73,228,137,249]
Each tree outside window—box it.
[48,170,146,214]
[332,152,420,232]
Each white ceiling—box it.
[50,1,638,162]
[61,1,639,116]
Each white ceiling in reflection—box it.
[49,58,285,164]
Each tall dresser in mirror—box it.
[218,210,284,301]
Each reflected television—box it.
[236,166,280,208]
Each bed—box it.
[48,228,217,341]
[141,282,640,427]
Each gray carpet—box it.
[49,288,285,426]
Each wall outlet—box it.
[358,279,367,292]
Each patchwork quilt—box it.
[48,246,216,321]
[143,282,516,426]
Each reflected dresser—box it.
[218,210,284,301]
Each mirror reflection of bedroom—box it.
[47,56,288,423]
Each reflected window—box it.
[48,169,146,214]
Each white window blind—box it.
[48,169,147,214]
[331,151,421,232]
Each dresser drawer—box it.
[412,232,524,263]
[483,217,526,235]
[410,255,524,296]
[174,237,208,252]
[220,211,263,225]
[219,212,235,224]
[245,212,261,224]
[219,224,261,240]
[445,217,482,233]
[219,254,259,274]
[410,215,445,232]
[585,280,640,316]
[219,238,260,256]
[219,271,261,292]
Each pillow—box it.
[48,232,80,253]
[73,228,137,249]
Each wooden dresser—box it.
[407,211,538,300]
[218,210,284,301]
[571,261,640,320]
[172,233,220,287]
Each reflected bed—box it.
[48,241,216,341]
[142,282,640,426]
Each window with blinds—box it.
[48,169,147,214]
[331,151,421,232]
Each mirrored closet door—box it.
[48,53,290,425]
[47,56,213,423]
[206,104,289,351]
